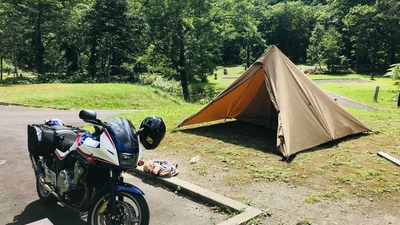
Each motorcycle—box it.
[27,110,166,225]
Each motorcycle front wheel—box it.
[88,191,150,225]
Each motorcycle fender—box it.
[116,183,144,196]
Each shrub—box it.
[385,63,400,85]
[0,76,35,85]
[139,73,182,97]
[138,72,218,103]
[189,85,218,104]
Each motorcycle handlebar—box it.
[136,128,144,135]
[83,119,107,127]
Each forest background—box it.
[0,0,399,102]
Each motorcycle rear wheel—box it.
[36,179,57,204]
[88,191,150,225]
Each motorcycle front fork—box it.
[108,169,124,222]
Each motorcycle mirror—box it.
[79,110,97,120]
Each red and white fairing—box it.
[70,130,120,165]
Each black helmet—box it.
[139,116,166,150]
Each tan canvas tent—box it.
[178,45,370,157]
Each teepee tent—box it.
[178,46,370,157]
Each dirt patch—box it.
[142,148,400,225]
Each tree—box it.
[375,0,400,65]
[220,0,265,68]
[51,1,92,77]
[84,0,146,80]
[344,4,393,73]
[0,1,31,77]
[0,0,82,77]
[307,23,325,69]
[0,3,5,80]
[324,0,376,59]
[307,23,343,71]
[259,1,316,63]
[140,0,222,102]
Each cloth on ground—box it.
[143,160,179,177]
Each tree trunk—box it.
[178,20,189,102]
[64,43,79,77]
[35,0,45,75]
[390,36,397,64]
[89,38,97,80]
[317,61,323,72]
[14,64,18,77]
[0,54,3,80]
[246,45,250,69]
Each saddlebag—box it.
[27,124,86,156]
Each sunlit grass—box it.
[319,78,399,111]
[309,73,369,80]
[0,83,183,110]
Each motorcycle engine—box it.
[57,161,85,195]
[57,170,74,194]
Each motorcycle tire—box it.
[36,179,57,205]
[88,191,150,225]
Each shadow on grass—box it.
[178,120,371,163]
[286,132,371,163]
[177,120,282,156]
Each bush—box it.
[0,76,35,85]
[189,85,218,104]
[385,63,400,85]
[62,73,93,83]
[138,72,218,103]
[139,73,182,97]
[36,73,59,83]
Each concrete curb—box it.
[131,167,263,225]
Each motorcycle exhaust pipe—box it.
[37,176,60,200]
[29,155,59,200]
[29,155,43,177]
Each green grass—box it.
[2,67,400,206]
[214,65,247,78]
[319,77,399,111]
[204,65,247,91]
[0,83,183,110]
[308,73,368,80]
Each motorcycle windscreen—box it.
[105,117,139,153]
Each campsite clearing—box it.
[2,81,400,224]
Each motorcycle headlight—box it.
[118,152,139,168]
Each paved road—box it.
[313,79,380,111]
[0,106,225,225]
